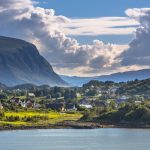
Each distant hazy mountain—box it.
[0,82,7,90]
[61,69,150,86]
[0,36,67,86]
[60,75,93,87]
[0,82,51,90]
[11,83,51,90]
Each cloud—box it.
[61,17,139,36]
[121,8,150,67]
[1,0,145,76]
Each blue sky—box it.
[36,0,150,45]
[38,0,150,18]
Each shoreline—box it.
[1,121,150,131]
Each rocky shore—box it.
[0,121,150,131]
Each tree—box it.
[0,93,7,99]
[55,92,62,98]
[86,89,97,96]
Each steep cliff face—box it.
[0,36,67,86]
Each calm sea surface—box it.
[0,128,150,150]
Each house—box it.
[33,103,41,109]
[109,93,116,98]
[79,97,93,109]
[26,100,34,108]
[10,97,20,106]
[97,88,102,93]
[116,96,129,104]
[121,95,129,100]
[85,89,90,93]
[46,102,65,111]
[76,93,81,98]
[28,93,35,98]
[92,100,106,107]
[20,101,27,108]
[0,102,3,109]
[79,104,93,109]
[57,97,64,100]
[66,104,77,111]
[134,95,144,101]
[134,100,142,105]
[106,99,111,105]
[46,95,51,99]
[10,97,19,102]
[90,85,94,89]
[110,86,118,93]
[79,98,90,105]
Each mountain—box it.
[0,82,51,90]
[0,36,67,86]
[11,83,39,90]
[116,78,150,95]
[83,78,150,95]
[61,69,150,87]
[60,75,93,87]
[11,83,51,90]
[0,82,7,90]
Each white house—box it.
[28,93,35,98]
[79,104,93,109]
[20,101,27,108]
[76,93,81,98]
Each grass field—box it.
[0,111,82,127]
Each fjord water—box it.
[0,129,150,150]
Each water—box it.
[0,129,150,150]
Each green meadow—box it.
[0,111,82,127]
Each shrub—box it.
[6,116,20,122]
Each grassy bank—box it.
[0,111,82,128]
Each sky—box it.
[38,0,150,17]
[37,0,150,44]
[0,0,150,76]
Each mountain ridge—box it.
[61,68,150,86]
[0,36,67,86]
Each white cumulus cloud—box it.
[1,0,144,76]
[121,8,150,68]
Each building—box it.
[46,102,65,111]
[34,103,42,109]
[134,100,142,105]
[0,102,3,109]
[79,98,90,105]
[92,100,106,107]
[79,104,93,109]
[28,93,35,98]
[20,101,27,108]
[26,100,34,108]
[66,104,77,111]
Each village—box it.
[0,79,149,112]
